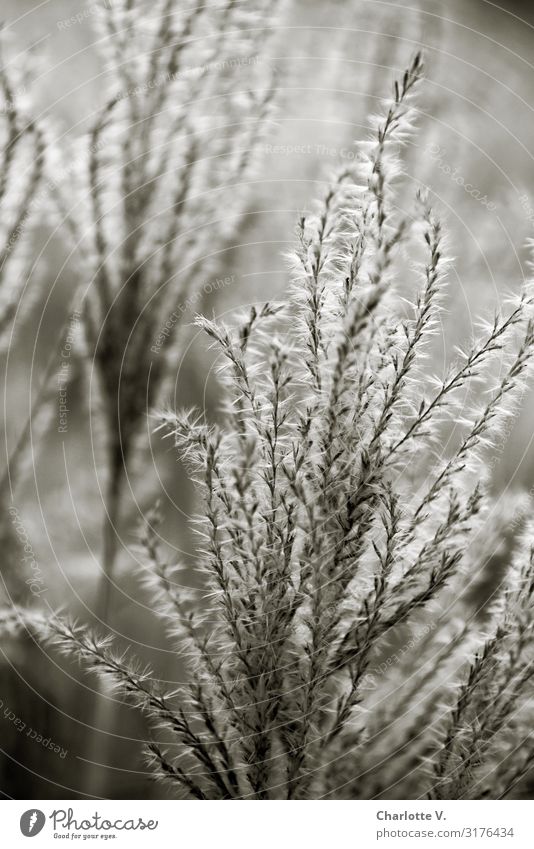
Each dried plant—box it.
[0,38,47,608]
[0,41,44,349]
[38,54,534,800]
[51,0,284,620]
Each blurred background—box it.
[2,0,534,799]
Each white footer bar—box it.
[3,799,533,848]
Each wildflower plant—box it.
[41,54,534,800]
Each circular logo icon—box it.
[20,810,46,837]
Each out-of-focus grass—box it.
[3,0,534,798]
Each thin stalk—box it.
[83,440,126,798]
[96,443,125,625]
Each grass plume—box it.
[39,53,534,800]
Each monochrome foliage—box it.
[48,0,283,616]
[40,55,534,799]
